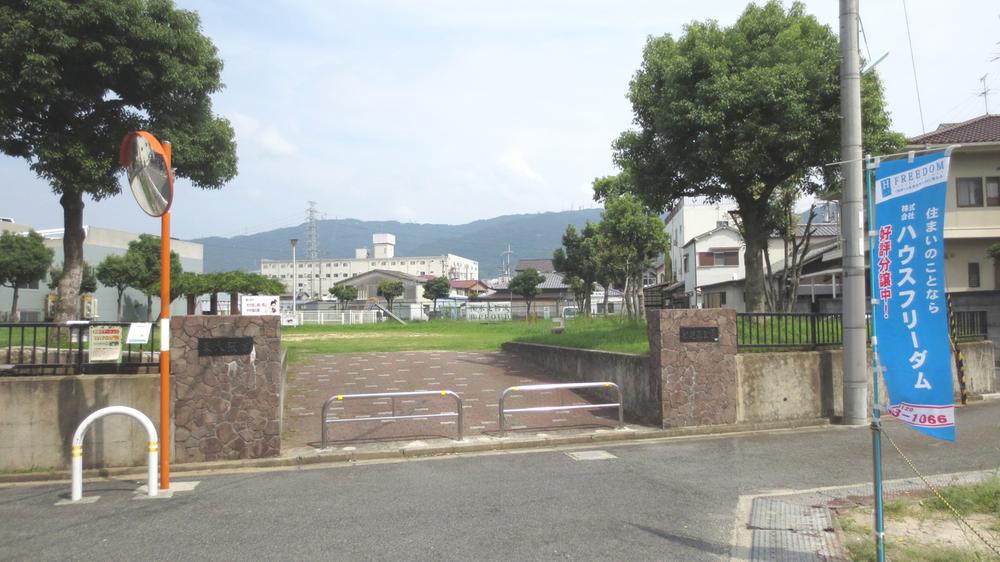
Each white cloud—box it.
[498,150,545,185]
[228,112,297,156]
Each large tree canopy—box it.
[0,0,238,321]
[611,1,903,311]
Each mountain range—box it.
[190,209,605,278]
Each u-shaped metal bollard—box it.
[70,406,159,502]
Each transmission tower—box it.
[306,201,320,261]
[304,202,321,297]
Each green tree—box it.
[989,243,1000,263]
[594,194,669,316]
[330,285,358,310]
[173,271,205,316]
[0,230,54,321]
[552,222,600,316]
[377,280,405,312]
[220,271,284,314]
[0,1,238,322]
[422,276,451,314]
[509,269,546,319]
[610,1,903,311]
[96,254,139,320]
[124,234,183,320]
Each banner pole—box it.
[865,156,886,562]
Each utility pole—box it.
[841,0,868,426]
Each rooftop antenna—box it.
[978,74,992,114]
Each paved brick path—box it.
[284,351,619,448]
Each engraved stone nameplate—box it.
[679,326,719,343]
[198,337,253,357]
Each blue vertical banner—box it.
[874,151,954,441]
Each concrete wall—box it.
[500,342,660,426]
[735,340,996,424]
[0,374,160,472]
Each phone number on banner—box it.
[888,402,955,428]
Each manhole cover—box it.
[566,450,617,461]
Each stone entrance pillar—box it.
[170,316,282,462]
[647,309,738,427]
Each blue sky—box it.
[2,0,998,239]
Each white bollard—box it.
[70,406,159,502]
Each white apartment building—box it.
[260,233,479,299]
[663,197,738,284]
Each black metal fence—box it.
[737,310,989,350]
[0,322,159,376]
[737,313,844,350]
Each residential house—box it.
[450,279,489,298]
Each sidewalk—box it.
[283,351,623,447]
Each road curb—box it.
[0,417,830,484]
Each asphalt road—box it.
[2,401,998,561]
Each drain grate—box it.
[566,450,617,461]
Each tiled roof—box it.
[514,258,555,273]
[908,114,1000,145]
[450,279,486,289]
[797,223,840,238]
[491,271,568,291]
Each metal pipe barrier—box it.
[70,406,158,501]
[498,382,624,437]
[321,390,463,447]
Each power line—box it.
[902,0,927,133]
[858,14,873,63]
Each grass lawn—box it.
[514,316,649,355]
[836,477,1000,561]
[281,319,551,361]
[280,316,650,362]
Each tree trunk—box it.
[622,277,632,316]
[210,293,218,314]
[146,295,153,321]
[743,230,768,313]
[116,289,124,321]
[54,190,86,323]
[636,274,645,313]
[230,292,239,315]
[602,284,609,316]
[10,286,19,322]
[186,294,196,315]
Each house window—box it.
[957,177,983,207]
[683,255,689,274]
[986,177,1000,207]
[716,220,728,227]
[969,262,980,288]
[698,250,739,267]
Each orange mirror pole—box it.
[159,142,172,491]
